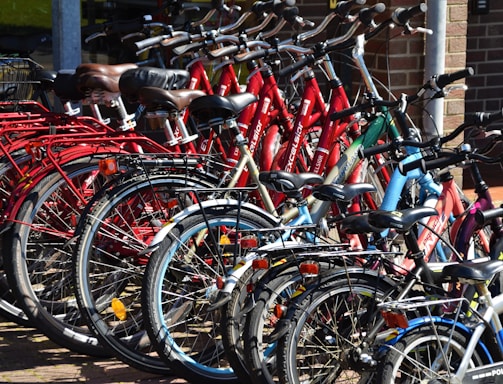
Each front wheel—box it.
[142,205,279,384]
[378,324,489,383]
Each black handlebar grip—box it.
[475,207,503,227]
[277,54,315,78]
[392,3,427,26]
[282,6,300,23]
[330,102,370,121]
[480,108,503,127]
[434,67,474,89]
[399,153,467,175]
[334,0,366,18]
[252,0,294,14]
[359,3,386,27]
[360,142,394,158]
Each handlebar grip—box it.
[234,48,270,63]
[433,67,474,90]
[473,108,503,128]
[207,45,241,60]
[277,54,314,78]
[135,35,167,51]
[172,41,205,56]
[399,153,466,175]
[252,0,294,15]
[475,206,503,227]
[334,0,366,17]
[330,102,370,121]
[358,3,386,27]
[282,6,300,23]
[392,3,427,26]
[360,142,394,158]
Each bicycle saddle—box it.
[339,214,384,235]
[189,93,257,122]
[76,63,138,77]
[53,70,86,101]
[138,87,205,112]
[119,67,190,102]
[441,260,503,283]
[368,207,438,233]
[313,183,376,203]
[259,171,324,193]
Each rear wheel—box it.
[74,174,215,374]
[142,206,278,383]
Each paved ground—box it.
[0,315,188,384]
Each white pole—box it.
[424,0,447,138]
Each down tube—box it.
[310,113,393,224]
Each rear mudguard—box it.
[140,198,281,254]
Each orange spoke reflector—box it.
[252,257,269,270]
[99,158,118,176]
[274,304,287,319]
[220,234,232,245]
[111,298,127,321]
[216,276,225,289]
[299,261,319,277]
[381,310,409,329]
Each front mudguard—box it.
[378,316,492,362]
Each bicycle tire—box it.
[276,271,396,384]
[378,324,490,383]
[242,269,300,384]
[4,158,113,356]
[0,149,33,325]
[73,173,216,374]
[142,206,279,384]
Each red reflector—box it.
[99,158,118,176]
[299,261,319,276]
[252,257,269,270]
[247,283,254,293]
[381,310,409,328]
[216,276,225,289]
[241,236,258,249]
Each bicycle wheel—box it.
[0,149,33,325]
[74,173,216,374]
[4,158,112,356]
[277,271,396,384]
[378,324,489,383]
[142,205,279,384]
[242,269,301,384]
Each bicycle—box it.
[376,257,503,383]
[269,111,503,384]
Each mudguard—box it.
[140,198,281,254]
[380,316,492,363]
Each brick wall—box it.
[466,1,503,118]
[464,1,503,188]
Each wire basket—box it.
[0,57,43,101]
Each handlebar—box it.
[392,3,427,26]
[475,206,503,227]
[331,67,474,122]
